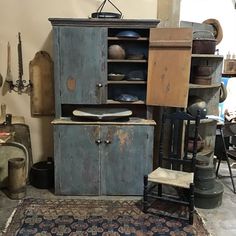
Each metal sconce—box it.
[5,32,32,94]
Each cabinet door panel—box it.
[147,28,192,108]
[54,125,100,195]
[59,27,107,104]
[100,125,154,195]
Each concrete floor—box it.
[197,161,236,236]
[0,161,236,236]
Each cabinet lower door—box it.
[100,125,154,195]
[54,125,100,195]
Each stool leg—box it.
[189,183,194,225]
[225,154,236,193]
[158,184,162,197]
[216,155,222,177]
[143,175,148,213]
[216,129,224,177]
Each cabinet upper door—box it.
[100,125,154,195]
[58,27,107,104]
[146,28,192,108]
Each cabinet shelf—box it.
[107,80,147,84]
[108,59,147,63]
[200,118,217,124]
[189,83,221,89]
[107,99,145,104]
[222,72,236,76]
[190,118,217,125]
[108,37,148,41]
[52,118,156,125]
[192,54,224,59]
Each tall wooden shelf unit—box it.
[189,54,223,156]
[189,53,224,208]
[49,18,160,195]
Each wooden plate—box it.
[73,108,132,121]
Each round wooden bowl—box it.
[108,73,125,81]
[108,45,125,59]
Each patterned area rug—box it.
[3,198,208,236]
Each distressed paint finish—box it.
[54,122,154,195]
[54,125,100,195]
[100,125,154,195]
[49,19,160,118]
[59,27,107,104]
[53,27,62,118]
[49,18,159,28]
[66,76,76,91]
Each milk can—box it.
[8,157,26,199]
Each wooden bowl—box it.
[108,45,125,59]
[193,76,212,85]
[193,65,213,76]
[192,39,216,54]
[108,73,125,81]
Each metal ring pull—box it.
[104,140,111,144]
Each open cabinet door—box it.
[147,28,192,108]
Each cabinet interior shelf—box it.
[108,37,148,41]
[108,59,147,63]
[107,99,145,104]
[189,83,221,89]
[190,118,217,124]
[222,73,236,76]
[108,80,147,84]
[192,54,224,59]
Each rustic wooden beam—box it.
[157,0,181,27]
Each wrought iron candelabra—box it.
[7,32,32,94]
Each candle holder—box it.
[7,32,32,94]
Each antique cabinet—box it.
[53,119,155,195]
[49,18,160,195]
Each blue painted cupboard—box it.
[49,18,159,195]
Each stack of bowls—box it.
[192,65,213,85]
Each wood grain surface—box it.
[29,51,54,116]
[147,28,192,108]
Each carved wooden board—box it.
[30,51,54,116]
[147,28,192,108]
